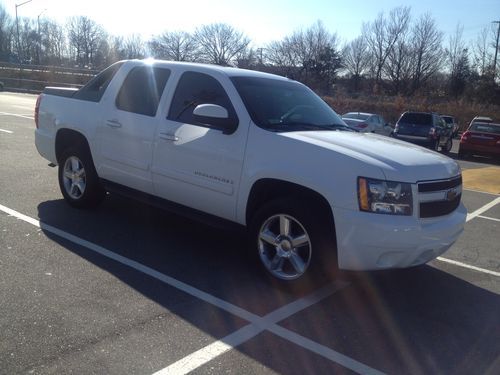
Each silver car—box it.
[342,112,392,135]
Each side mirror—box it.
[193,104,238,134]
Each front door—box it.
[152,71,248,221]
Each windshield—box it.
[442,116,453,124]
[230,76,348,132]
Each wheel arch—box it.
[245,178,335,232]
[55,128,91,165]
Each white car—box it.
[34,60,466,286]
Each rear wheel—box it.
[249,197,337,288]
[58,146,104,208]
[432,138,440,151]
[442,137,452,153]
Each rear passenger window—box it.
[168,71,238,126]
[116,66,171,117]
[73,62,123,102]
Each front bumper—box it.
[333,203,467,270]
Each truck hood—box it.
[281,131,461,183]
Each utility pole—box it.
[493,20,500,81]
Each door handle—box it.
[159,132,179,141]
[106,119,122,128]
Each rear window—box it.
[442,116,453,124]
[399,113,432,125]
[73,62,124,102]
[470,123,500,134]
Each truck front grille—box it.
[418,176,462,218]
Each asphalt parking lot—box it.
[1,92,499,374]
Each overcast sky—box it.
[2,0,499,46]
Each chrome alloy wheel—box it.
[258,214,312,280]
[62,156,86,200]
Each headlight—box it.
[358,177,413,216]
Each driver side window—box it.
[167,71,238,126]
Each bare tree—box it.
[194,23,250,66]
[67,16,105,67]
[266,20,341,88]
[472,27,493,76]
[18,18,37,64]
[0,3,14,61]
[408,14,443,93]
[342,36,370,90]
[446,24,465,74]
[40,19,67,65]
[122,34,145,59]
[384,30,412,94]
[362,6,411,83]
[148,31,196,61]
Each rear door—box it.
[97,65,171,193]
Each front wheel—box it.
[58,146,104,208]
[249,198,337,287]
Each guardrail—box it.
[0,62,95,93]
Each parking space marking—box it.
[0,203,382,375]
[437,257,500,277]
[0,111,34,120]
[466,196,500,222]
[156,281,386,375]
[477,215,500,223]
[0,128,13,134]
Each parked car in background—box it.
[392,111,453,153]
[458,122,500,160]
[441,115,459,137]
[470,116,493,125]
[341,112,392,135]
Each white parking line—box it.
[437,257,500,277]
[466,196,500,222]
[156,281,371,375]
[0,111,34,120]
[0,128,13,134]
[477,215,500,223]
[0,203,380,375]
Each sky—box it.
[2,0,499,47]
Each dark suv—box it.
[392,111,453,152]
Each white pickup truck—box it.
[35,59,466,285]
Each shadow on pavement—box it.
[37,195,500,374]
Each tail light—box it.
[357,123,368,129]
[34,94,42,129]
[461,131,470,143]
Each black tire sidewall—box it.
[58,146,103,208]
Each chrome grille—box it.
[418,176,462,218]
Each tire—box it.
[441,137,452,153]
[58,146,104,208]
[458,147,470,160]
[432,138,440,151]
[248,197,337,289]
